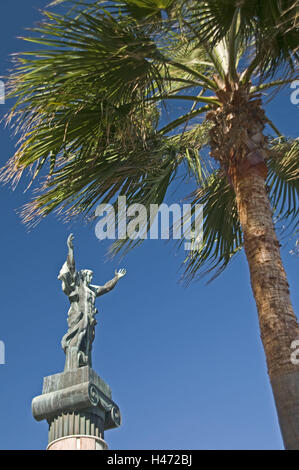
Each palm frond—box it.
[15,122,210,226]
[108,123,212,256]
[180,170,243,283]
[0,9,170,187]
[267,138,299,232]
[184,0,299,80]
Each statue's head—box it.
[81,269,93,285]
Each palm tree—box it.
[1,0,299,449]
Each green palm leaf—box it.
[267,138,299,231]
[183,0,299,79]
[179,170,243,282]
[1,10,170,185]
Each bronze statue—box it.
[58,234,126,370]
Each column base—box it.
[47,435,108,450]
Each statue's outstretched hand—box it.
[115,268,126,279]
[67,233,74,249]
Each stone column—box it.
[32,366,121,450]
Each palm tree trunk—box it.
[232,161,299,449]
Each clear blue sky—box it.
[0,1,298,450]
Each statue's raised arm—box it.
[95,269,127,297]
[66,234,75,276]
[58,234,77,296]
